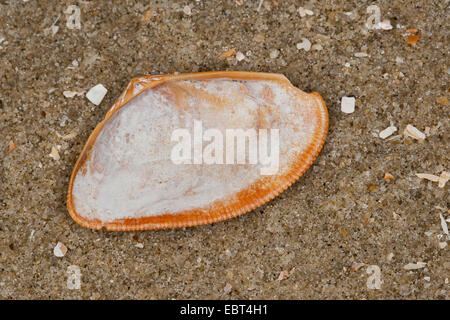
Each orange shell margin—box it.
[67,71,329,231]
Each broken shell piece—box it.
[311,44,323,51]
[182,5,191,16]
[404,124,425,140]
[86,84,108,105]
[354,52,369,58]
[298,7,313,17]
[407,34,420,45]
[416,173,440,182]
[439,212,449,236]
[218,48,235,59]
[379,126,397,139]
[235,51,245,61]
[277,270,289,281]
[54,242,68,257]
[63,90,84,98]
[384,173,394,180]
[403,262,426,270]
[438,172,450,188]
[9,140,16,152]
[49,146,60,161]
[416,171,449,188]
[296,38,312,52]
[67,71,328,231]
[341,96,355,114]
[62,132,76,140]
[350,262,367,271]
[406,28,419,34]
[270,49,280,59]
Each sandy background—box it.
[0,0,448,299]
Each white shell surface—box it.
[72,79,322,222]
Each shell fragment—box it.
[86,84,108,105]
[341,96,355,114]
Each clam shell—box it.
[67,71,328,230]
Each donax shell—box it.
[67,71,328,231]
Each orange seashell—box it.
[407,34,420,45]
[67,71,328,231]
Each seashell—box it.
[67,71,328,231]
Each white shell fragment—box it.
[439,213,449,237]
[379,126,397,139]
[49,146,60,161]
[341,96,355,114]
[63,90,84,98]
[270,49,280,59]
[298,7,313,17]
[403,262,426,270]
[235,51,245,61]
[296,38,312,52]
[54,242,68,257]
[438,171,450,188]
[416,173,440,182]
[183,5,191,16]
[404,124,426,140]
[354,52,369,58]
[86,84,108,105]
[416,171,449,188]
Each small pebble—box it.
[135,243,144,248]
[355,52,369,57]
[341,96,355,114]
[86,84,108,106]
